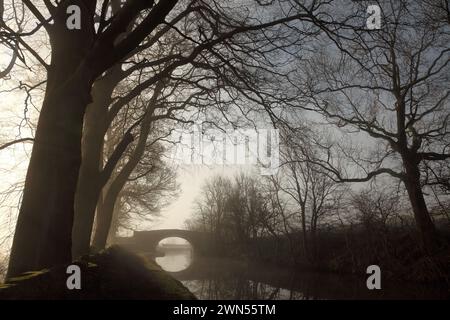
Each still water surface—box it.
[155,245,449,300]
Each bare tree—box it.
[5,0,321,277]
[351,187,401,232]
[71,0,328,258]
[187,173,278,256]
[292,0,450,253]
[191,175,231,239]
[8,0,185,277]
[107,151,179,241]
[268,127,342,262]
[91,129,178,250]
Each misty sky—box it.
[139,164,257,231]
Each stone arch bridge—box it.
[114,229,218,257]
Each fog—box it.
[0,0,449,300]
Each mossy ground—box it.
[0,246,196,300]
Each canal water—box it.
[155,241,449,300]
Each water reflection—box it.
[182,279,308,300]
[155,245,449,300]
[155,237,193,272]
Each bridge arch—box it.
[115,229,217,257]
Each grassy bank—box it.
[0,246,196,299]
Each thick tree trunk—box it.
[7,74,92,277]
[71,130,103,259]
[91,186,121,251]
[107,198,123,243]
[403,158,440,253]
[7,2,96,278]
[72,0,130,257]
[72,78,114,258]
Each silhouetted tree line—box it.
[187,170,449,281]
[186,174,274,256]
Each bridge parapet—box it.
[114,229,219,257]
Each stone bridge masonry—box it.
[113,229,218,257]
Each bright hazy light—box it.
[155,237,193,272]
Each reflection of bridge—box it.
[114,229,218,257]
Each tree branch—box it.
[0,137,34,151]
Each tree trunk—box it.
[72,71,119,258]
[72,0,133,257]
[91,185,121,251]
[107,197,123,243]
[403,157,440,253]
[7,2,96,278]
[90,84,162,251]
[71,114,103,258]
[7,73,93,277]
[310,216,318,263]
[299,205,310,262]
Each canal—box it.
[154,239,449,300]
